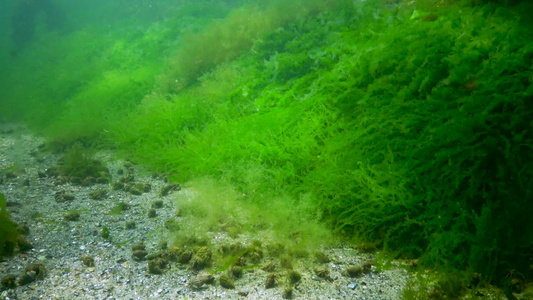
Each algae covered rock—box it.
[282,285,293,299]
[81,255,95,267]
[147,208,157,218]
[1,194,23,259]
[190,246,212,270]
[1,274,17,290]
[89,189,108,200]
[287,270,301,284]
[132,250,148,261]
[345,259,374,278]
[188,272,214,290]
[315,266,331,280]
[219,274,235,289]
[160,182,181,196]
[148,257,167,274]
[64,211,80,221]
[230,266,243,278]
[17,262,46,286]
[265,272,276,289]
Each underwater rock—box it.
[110,202,130,215]
[280,255,293,269]
[190,246,212,270]
[265,272,276,289]
[81,176,96,186]
[45,166,59,177]
[54,190,75,202]
[17,223,30,235]
[113,181,125,190]
[124,162,134,171]
[160,182,181,196]
[126,221,136,229]
[219,274,235,289]
[357,244,378,254]
[81,255,95,267]
[54,191,75,203]
[140,183,151,193]
[230,266,243,278]
[282,285,293,299]
[132,250,148,261]
[125,183,142,195]
[125,182,152,194]
[159,241,168,250]
[132,241,146,252]
[152,200,164,209]
[287,270,301,284]
[220,243,245,255]
[21,178,30,187]
[17,274,34,286]
[315,267,331,280]
[470,272,481,286]
[177,249,193,264]
[69,176,82,185]
[148,208,157,218]
[4,171,17,179]
[1,274,17,290]
[16,236,33,252]
[64,212,80,221]
[89,189,108,200]
[163,248,183,262]
[189,272,214,290]
[248,247,263,263]
[17,262,46,286]
[236,243,263,266]
[148,257,167,274]
[120,174,134,183]
[54,176,68,185]
[345,265,363,278]
[262,262,278,272]
[266,242,285,257]
[3,240,15,256]
[509,277,525,294]
[345,260,373,278]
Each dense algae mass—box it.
[1,0,532,296]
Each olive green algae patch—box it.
[167,177,336,273]
[0,194,29,259]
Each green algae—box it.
[0,0,532,290]
[0,194,20,259]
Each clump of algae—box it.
[166,177,335,273]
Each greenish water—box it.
[1,0,532,291]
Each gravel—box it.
[1,123,411,299]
